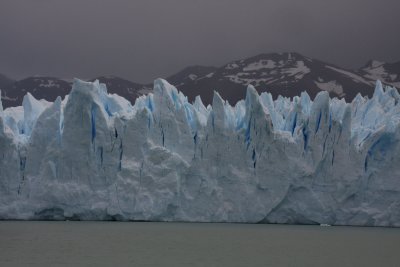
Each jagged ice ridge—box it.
[0,79,399,226]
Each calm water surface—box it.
[0,221,399,266]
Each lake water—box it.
[0,221,399,266]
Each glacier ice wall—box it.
[0,79,400,226]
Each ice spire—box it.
[373,80,384,99]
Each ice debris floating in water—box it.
[0,79,400,226]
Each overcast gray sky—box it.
[0,0,399,83]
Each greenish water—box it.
[0,221,399,266]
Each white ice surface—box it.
[0,78,400,226]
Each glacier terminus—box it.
[0,78,399,226]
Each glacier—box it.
[0,79,399,226]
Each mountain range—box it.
[0,52,399,108]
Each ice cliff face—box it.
[0,79,399,226]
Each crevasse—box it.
[0,79,399,226]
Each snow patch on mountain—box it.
[326,66,373,85]
[315,81,345,97]
[225,75,275,86]
[188,74,197,80]
[362,63,400,88]
[225,63,239,70]
[281,61,310,80]
[243,60,276,71]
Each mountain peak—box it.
[0,52,399,109]
[244,52,308,62]
[165,65,218,85]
